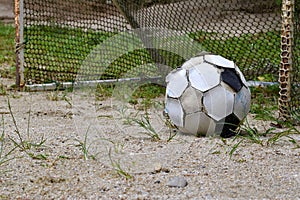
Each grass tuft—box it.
[227,118,300,158]
[108,147,133,180]
[0,114,17,168]
[131,111,161,141]
[7,97,47,160]
[74,125,97,160]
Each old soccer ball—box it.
[164,53,251,138]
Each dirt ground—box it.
[0,84,299,199]
[0,0,14,23]
[0,1,300,199]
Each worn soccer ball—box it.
[164,53,251,138]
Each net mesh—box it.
[19,0,299,120]
[291,0,300,120]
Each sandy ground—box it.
[0,80,299,199]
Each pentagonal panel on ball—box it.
[203,85,235,121]
[180,86,203,115]
[204,55,235,69]
[233,86,251,120]
[189,63,220,92]
[166,68,188,98]
[221,68,243,92]
[165,98,184,127]
[216,114,240,138]
[181,56,204,70]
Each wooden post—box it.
[279,0,294,122]
[14,0,25,91]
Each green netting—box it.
[18,0,299,120]
[21,0,284,83]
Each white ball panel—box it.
[221,81,235,93]
[165,69,175,83]
[181,86,203,115]
[166,69,188,98]
[165,98,184,127]
[204,85,235,121]
[234,86,251,120]
[166,68,185,83]
[189,63,220,92]
[182,112,217,136]
[183,112,202,135]
[181,56,204,70]
[235,65,248,87]
[204,55,235,69]
[198,113,217,136]
[211,118,228,136]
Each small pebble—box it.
[154,163,162,173]
[167,176,188,188]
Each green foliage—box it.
[131,111,161,141]
[0,83,7,96]
[250,85,279,121]
[46,89,72,107]
[0,22,15,78]
[0,23,15,63]
[24,25,115,82]
[227,119,300,159]
[94,84,114,101]
[189,31,281,79]
[7,97,47,160]
[267,126,300,146]
[132,84,165,99]
[107,49,155,79]
[108,147,133,180]
[74,125,96,160]
[23,25,170,83]
[0,115,17,168]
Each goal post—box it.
[14,0,25,89]
[14,0,299,124]
[279,0,300,123]
[279,0,294,122]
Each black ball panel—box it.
[216,114,240,138]
[221,68,243,92]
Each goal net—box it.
[15,0,299,122]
